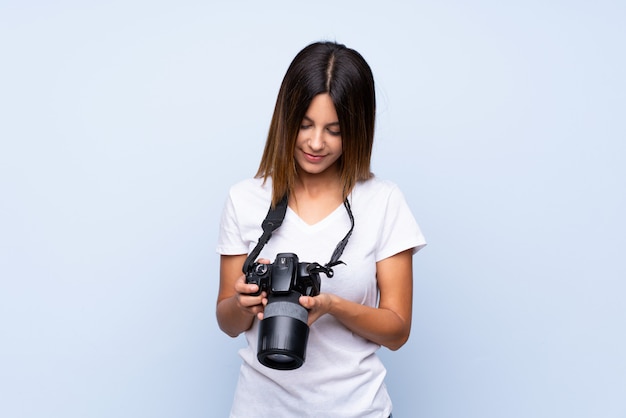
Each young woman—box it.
[216,41,426,418]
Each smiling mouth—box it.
[303,152,326,162]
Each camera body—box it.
[245,252,321,298]
[245,253,322,370]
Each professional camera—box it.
[245,252,325,370]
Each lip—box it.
[302,152,326,163]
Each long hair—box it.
[255,41,376,207]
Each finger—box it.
[234,278,260,295]
[237,293,264,309]
[299,296,313,308]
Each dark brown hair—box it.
[255,41,376,207]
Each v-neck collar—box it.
[286,203,347,232]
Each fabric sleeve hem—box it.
[375,241,427,263]
[216,245,249,256]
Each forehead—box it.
[304,93,338,119]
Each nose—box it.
[307,128,325,151]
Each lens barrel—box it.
[257,293,309,370]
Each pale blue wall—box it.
[1,1,625,417]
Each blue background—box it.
[1,1,625,417]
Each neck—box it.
[293,167,343,199]
[289,167,344,225]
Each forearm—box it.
[217,254,263,337]
[216,295,256,338]
[328,295,411,350]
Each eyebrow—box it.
[302,115,340,127]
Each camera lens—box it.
[257,294,309,370]
[257,317,308,370]
[265,353,294,363]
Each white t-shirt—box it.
[217,176,426,418]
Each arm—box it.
[216,254,267,337]
[299,249,414,350]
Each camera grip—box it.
[245,263,270,296]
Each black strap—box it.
[242,195,355,277]
[242,195,288,273]
[320,199,354,276]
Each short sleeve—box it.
[375,185,426,262]
[216,192,248,255]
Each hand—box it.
[299,293,334,326]
[234,258,271,320]
[233,274,267,319]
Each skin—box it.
[216,93,414,350]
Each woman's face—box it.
[294,93,343,177]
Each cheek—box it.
[295,132,307,147]
[334,139,343,155]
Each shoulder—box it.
[351,177,405,203]
[220,177,273,235]
[351,177,427,256]
[228,177,272,205]
[350,176,416,221]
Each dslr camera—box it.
[245,252,323,370]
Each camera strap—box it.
[242,195,355,277]
[243,194,289,274]
[320,198,354,276]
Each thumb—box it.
[299,295,312,308]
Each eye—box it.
[327,128,341,136]
[300,124,312,130]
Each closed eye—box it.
[300,116,340,135]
